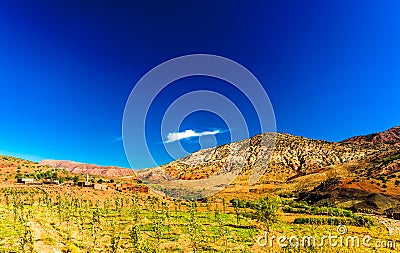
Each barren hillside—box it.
[40,160,135,177]
[344,126,400,147]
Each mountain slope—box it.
[40,160,135,177]
[138,128,400,205]
[343,126,400,147]
[155,132,379,183]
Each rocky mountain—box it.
[40,160,135,177]
[156,132,380,183]
[343,126,400,147]
[139,127,400,208]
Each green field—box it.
[0,187,398,253]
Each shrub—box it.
[73,176,79,184]
[252,196,281,229]
[353,215,375,228]
[293,215,374,227]
[294,217,352,225]
[283,204,354,218]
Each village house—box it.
[77,174,92,187]
[77,181,92,187]
[93,183,109,191]
[17,178,35,184]
[42,179,60,185]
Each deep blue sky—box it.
[1,1,400,168]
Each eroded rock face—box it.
[159,132,379,182]
[344,126,400,147]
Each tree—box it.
[252,196,281,231]
[187,201,202,252]
[53,171,58,180]
[73,176,79,185]
[129,224,141,252]
[230,199,246,225]
[107,220,121,253]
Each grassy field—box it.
[0,186,398,253]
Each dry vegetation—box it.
[0,185,399,253]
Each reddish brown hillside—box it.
[40,160,136,177]
[343,126,400,146]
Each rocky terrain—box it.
[155,132,380,183]
[139,127,400,211]
[344,126,400,147]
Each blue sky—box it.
[1,1,400,168]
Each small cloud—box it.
[112,135,123,142]
[164,129,222,143]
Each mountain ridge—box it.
[343,126,400,147]
[135,127,400,203]
[40,159,135,177]
[39,126,400,181]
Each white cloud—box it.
[112,135,123,142]
[164,129,221,143]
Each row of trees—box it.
[1,188,285,252]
